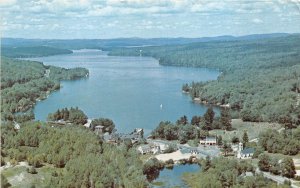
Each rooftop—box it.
[201,136,217,141]
[241,148,255,154]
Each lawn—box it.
[139,153,154,162]
[2,163,63,188]
[209,119,282,142]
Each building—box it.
[14,122,20,130]
[137,144,160,155]
[237,142,255,159]
[103,132,120,144]
[132,128,143,138]
[151,141,170,153]
[83,119,92,128]
[200,136,217,145]
[94,125,104,135]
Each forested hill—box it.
[1,57,89,121]
[2,33,289,49]
[109,34,300,125]
[1,122,146,187]
[2,46,72,58]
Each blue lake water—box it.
[152,164,200,188]
[27,49,219,134]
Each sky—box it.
[1,0,300,39]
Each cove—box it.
[151,164,200,188]
[27,49,219,134]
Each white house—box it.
[83,119,92,128]
[94,125,104,135]
[200,136,217,145]
[237,142,255,159]
[137,145,160,155]
[14,122,20,130]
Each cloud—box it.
[252,18,263,24]
[1,0,300,38]
[0,0,16,7]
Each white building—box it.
[200,136,217,145]
[83,119,92,128]
[137,145,160,155]
[237,142,255,159]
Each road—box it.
[256,169,299,188]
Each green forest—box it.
[109,35,300,125]
[47,107,88,125]
[1,57,88,121]
[2,46,72,58]
[1,122,146,187]
[182,157,291,188]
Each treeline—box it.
[109,34,300,124]
[1,122,146,187]
[1,57,88,121]
[182,157,289,188]
[2,46,72,58]
[258,154,297,179]
[47,107,88,125]
[258,127,300,155]
[151,107,232,144]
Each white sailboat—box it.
[160,104,163,109]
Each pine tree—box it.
[217,135,223,146]
[242,131,249,148]
[220,108,232,130]
[204,107,215,130]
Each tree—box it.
[258,154,270,172]
[143,158,163,182]
[163,125,177,140]
[231,136,239,144]
[203,107,215,130]
[222,142,233,156]
[220,108,232,130]
[202,156,211,171]
[269,158,280,175]
[217,135,223,146]
[191,116,201,126]
[177,115,188,125]
[281,157,296,178]
[279,115,294,129]
[182,83,190,92]
[242,131,249,148]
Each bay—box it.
[27,49,219,134]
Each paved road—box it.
[256,169,299,188]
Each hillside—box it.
[1,57,89,121]
[2,33,289,49]
[1,46,72,58]
[1,122,146,187]
[109,34,300,125]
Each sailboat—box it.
[160,104,163,109]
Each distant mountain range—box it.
[1,33,294,49]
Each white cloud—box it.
[252,18,263,24]
[0,0,16,7]
[1,0,300,38]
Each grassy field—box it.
[2,163,62,187]
[209,119,282,142]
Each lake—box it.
[152,164,200,188]
[27,49,219,133]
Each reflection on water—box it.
[152,164,200,188]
